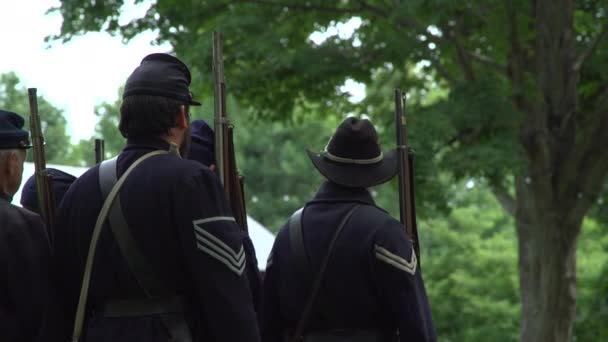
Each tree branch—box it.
[429,55,458,85]
[565,109,608,229]
[573,25,608,72]
[238,0,355,13]
[466,50,507,73]
[447,34,475,81]
[491,184,516,217]
[357,0,389,18]
[505,0,526,111]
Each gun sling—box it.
[71,150,191,342]
[290,204,385,342]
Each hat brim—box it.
[306,149,398,188]
[190,99,202,106]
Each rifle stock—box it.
[394,89,421,262]
[213,31,249,233]
[28,88,57,246]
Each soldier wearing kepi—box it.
[53,53,260,342]
[262,117,436,342]
[21,168,77,214]
[0,110,52,342]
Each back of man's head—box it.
[187,119,215,167]
[0,110,31,197]
[119,53,201,140]
[20,168,76,213]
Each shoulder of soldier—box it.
[365,207,417,275]
[145,154,217,185]
[0,200,42,224]
[353,204,401,234]
[267,214,293,256]
[0,201,46,238]
[369,209,411,245]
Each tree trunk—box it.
[515,176,581,342]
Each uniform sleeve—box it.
[371,220,436,342]
[243,234,262,320]
[261,226,286,342]
[174,168,260,342]
[0,209,51,342]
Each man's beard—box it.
[179,124,192,158]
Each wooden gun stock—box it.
[394,89,421,262]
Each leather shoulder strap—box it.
[71,150,167,342]
[288,207,310,281]
[290,204,361,342]
[98,157,168,297]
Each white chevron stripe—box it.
[193,216,236,225]
[197,243,246,276]
[193,223,243,260]
[374,245,417,275]
[192,218,246,276]
[195,233,245,268]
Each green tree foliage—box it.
[573,218,608,341]
[234,110,328,230]
[94,88,125,159]
[422,181,520,342]
[421,180,607,341]
[0,72,71,164]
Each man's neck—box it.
[0,188,12,202]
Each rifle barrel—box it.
[95,139,105,164]
[213,31,226,185]
[395,89,407,226]
[394,89,420,260]
[28,88,48,218]
[211,31,248,233]
[28,88,56,247]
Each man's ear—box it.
[6,152,19,176]
[176,105,189,129]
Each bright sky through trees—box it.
[0,0,364,141]
[0,0,170,141]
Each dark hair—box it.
[119,95,189,138]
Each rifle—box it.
[212,31,248,233]
[28,88,57,247]
[95,139,105,164]
[394,89,421,262]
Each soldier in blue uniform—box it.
[53,54,260,342]
[187,119,262,318]
[262,117,436,342]
[21,167,76,213]
[0,110,52,342]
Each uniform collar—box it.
[0,191,12,203]
[124,137,171,153]
[309,181,376,206]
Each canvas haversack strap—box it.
[71,150,191,342]
[288,205,361,342]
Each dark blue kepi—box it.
[0,110,31,149]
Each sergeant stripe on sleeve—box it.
[193,218,246,276]
[374,244,417,275]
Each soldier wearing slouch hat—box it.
[262,117,436,342]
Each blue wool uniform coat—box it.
[0,193,52,342]
[53,138,260,342]
[262,181,436,342]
